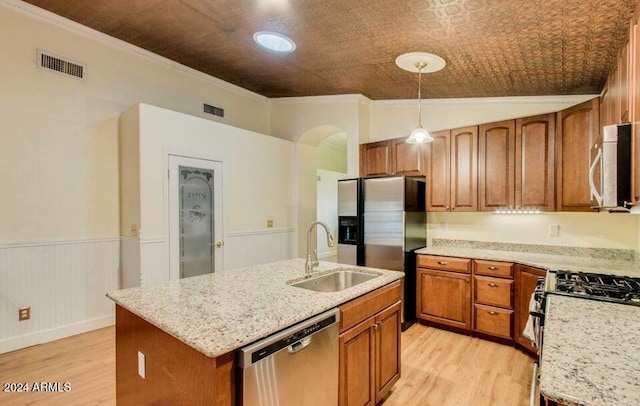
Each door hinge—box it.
[168,169,170,178]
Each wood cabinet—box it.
[478,116,555,212]
[514,264,546,356]
[472,259,514,340]
[556,98,600,211]
[515,114,556,210]
[360,140,394,177]
[416,256,472,330]
[426,127,478,211]
[339,282,401,406]
[359,138,425,177]
[478,120,515,210]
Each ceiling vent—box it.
[37,50,85,79]
[203,103,224,118]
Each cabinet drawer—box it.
[474,304,513,339]
[474,276,513,309]
[417,255,471,273]
[339,281,401,333]
[474,260,513,278]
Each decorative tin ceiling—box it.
[25,0,638,99]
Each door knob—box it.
[215,241,224,248]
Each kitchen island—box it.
[107,258,404,405]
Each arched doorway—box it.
[297,125,349,260]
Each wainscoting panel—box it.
[139,238,168,287]
[0,238,119,354]
[224,228,295,271]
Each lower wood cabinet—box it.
[514,264,547,355]
[416,268,471,330]
[339,282,401,406]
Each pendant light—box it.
[395,52,446,144]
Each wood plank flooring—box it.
[0,323,533,406]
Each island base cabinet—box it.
[339,301,401,406]
[115,305,235,406]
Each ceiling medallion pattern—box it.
[25,0,638,99]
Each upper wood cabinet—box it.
[515,114,556,211]
[556,98,600,211]
[359,138,425,177]
[426,127,478,212]
[391,138,425,176]
[478,120,515,211]
[360,140,394,177]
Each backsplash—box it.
[431,238,638,262]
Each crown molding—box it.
[371,94,598,106]
[271,94,372,105]
[1,0,268,102]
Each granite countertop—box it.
[107,258,403,358]
[415,244,640,276]
[540,295,640,406]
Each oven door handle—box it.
[529,362,539,406]
[529,311,545,318]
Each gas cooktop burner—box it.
[549,271,640,306]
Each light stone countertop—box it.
[540,295,640,406]
[415,246,640,276]
[107,258,403,358]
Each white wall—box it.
[124,103,295,283]
[316,169,348,258]
[0,1,271,352]
[428,212,640,250]
[367,95,596,143]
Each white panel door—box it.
[169,155,223,280]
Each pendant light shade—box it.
[395,52,446,145]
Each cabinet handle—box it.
[488,283,499,288]
[437,261,448,265]
[488,311,498,316]
[373,322,380,330]
[488,266,498,270]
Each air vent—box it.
[203,103,224,118]
[37,50,85,79]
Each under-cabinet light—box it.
[493,207,542,214]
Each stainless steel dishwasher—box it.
[238,308,339,406]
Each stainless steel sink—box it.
[290,269,380,292]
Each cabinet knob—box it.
[488,311,498,316]
[451,206,456,211]
[488,283,499,288]
[437,261,448,265]
[488,266,498,270]
[215,241,224,248]
[445,206,450,211]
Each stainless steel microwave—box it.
[589,124,632,210]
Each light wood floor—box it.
[0,323,533,406]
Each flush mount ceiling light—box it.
[253,31,296,53]
[395,52,446,144]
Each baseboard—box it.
[0,314,115,354]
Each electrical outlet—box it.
[130,224,138,237]
[549,224,560,237]
[138,351,146,379]
[267,219,274,228]
[440,221,448,230]
[19,306,30,321]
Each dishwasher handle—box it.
[288,336,312,354]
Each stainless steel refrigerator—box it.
[337,175,426,330]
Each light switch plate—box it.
[138,351,146,379]
[549,224,560,237]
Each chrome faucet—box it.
[305,221,335,276]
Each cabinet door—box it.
[417,268,471,330]
[619,39,630,123]
[514,265,546,356]
[360,141,394,177]
[339,317,375,406]
[632,14,640,203]
[392,138,425,175]
[556,98,599,211]
[425,130,451,211]
[478,120,515,211]
[450,126,478,211]
[515,114,556,211]
[600,82,612,128]
[375,302,401,403]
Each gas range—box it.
[545,270,640,306]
